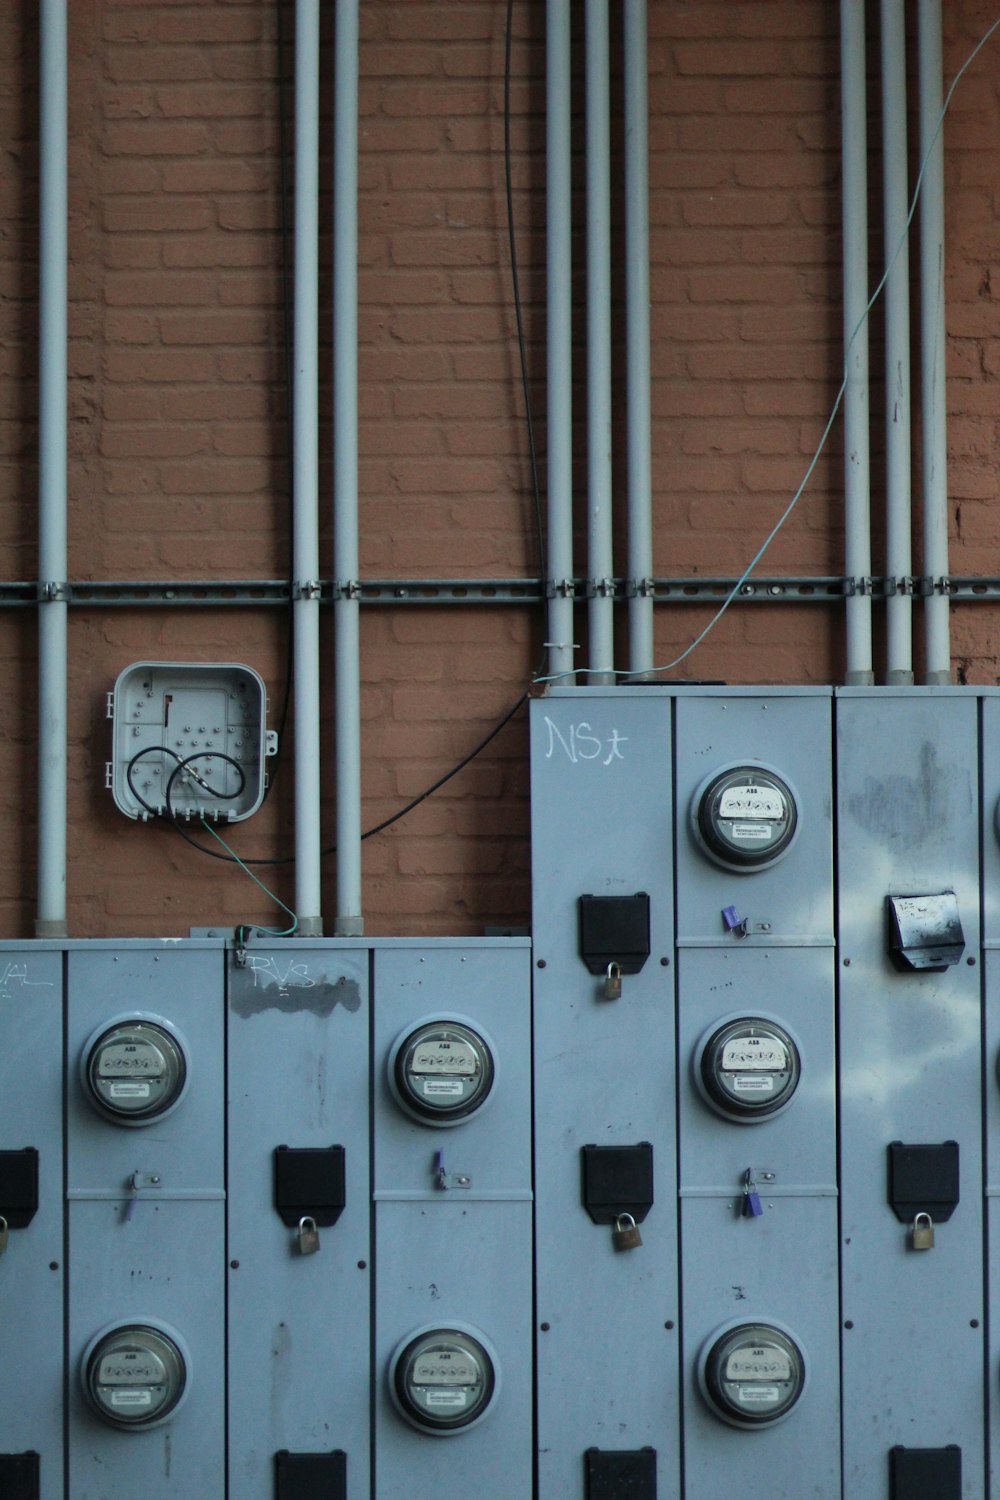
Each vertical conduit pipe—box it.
[840,0,874,686]
[36,0,68,937]
[880,0,914,684]
[333,0,363,936]
[585,0,615,683]
[624,0,654,679]
[292,0,323,935]
[918,0,952,684]
[546,0,575,683]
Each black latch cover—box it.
[0,1149,38,1229]
[274,1450,346,1500]
[581,1143,654,1226]
[890,1445,961,1500]
[273,1146,346,1228]
[579,894,651,976]
[886,892,964,971]
[585,1447,657,1499]
[0,1453,40,1500]
[887,1141,959,1224]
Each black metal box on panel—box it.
[578,894,651,975]
[0,1148,38,1229]
[0,1453,40,1500]
[886,892,965,971]
[274,1449,347,1500]
[889,1445,961,1500]
[273,1146,346,1228]
[581,1143,654,1225]
[887,1141,960,1223]
[585,1447,657,1499]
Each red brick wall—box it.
[1,1,998,938]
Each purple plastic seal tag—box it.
[722,906,743,931]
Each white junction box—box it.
[106,661,276,822]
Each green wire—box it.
[198,816,298,938]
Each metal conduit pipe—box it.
[880,0,914,685]
[840,0,874,686]
[292,0,323,936]
[585,0,615,684]
[333,0,363,937]
[37,0,69,937]
[918,0,952,685]
[545,0,575,683]
[624,0,654,680]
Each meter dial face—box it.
[390,1020,495,1125]
[391,1327,497,1434]
[699,1016,801,1122]
[84,1324,187,1429]
[701,1322,806,1428]
[85,1019,187,1124]
[695,765,799,871]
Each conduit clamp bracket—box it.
[294,579,322,601]
[914,576,935,598]
[38,581,68,603]
[330,580,362,601]
[587,577,617,600]
[546,577,577,600]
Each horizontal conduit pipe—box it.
[624,0,654,680]
[840,0,874,686]
[546,0,575,683]
[586,0,615,683]
[333,0,363,937]
[37,0,69,937]
[292,0,323,936]
[918,0,952,684]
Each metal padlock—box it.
[612,1213,642,1251]
[603,961,622,1001]
[911,1212,935,1250]
[0,1215,7,1255]
[296,1215,320,1256]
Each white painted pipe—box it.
[37,0,68,937]
[624,0,653,680]
[840,0,874,686]
[880,0,913,685]
[918,0,951,684]
[545,0,575,682]
[585,0,615,683]
[292,0,323,936]
[333,0,363,936]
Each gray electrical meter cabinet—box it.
[387,1016,496,1126]
[389,1325,499,1434]
[698,1321,807,1429]
[82,1321,190,1430]
[81,1013,188,1125]
[692,763,799,872]
[695,1014,801,1123]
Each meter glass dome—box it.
[85,1019,187,1123]
[392,1328,496,1433]
[698,1016,801,1122]
[701,1322,806,1428]
[84,1324,187,1429]
[391,1020,495,1125]
[695,765,798,871]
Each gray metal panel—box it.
[373,943,531,1198]
[0,948,64,1500]
[681,1197,841,1500]
[837,693,984,1497]
[66,1199,225,1498]
[677,948,836,1193]
[674,692,834,944]
[373,1199,533,1499]
[531,693,679,1500]
[66,947,223,1195]
[981,696,1000,943]
[226,945,370,1499]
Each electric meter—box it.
[693,763,799,871]
[388,1016,496,1127]
[699,1321,807,1429]
[696,1015,801,1123]
[82,1321,189,1430]
[82,1015,188,1126]
[389,1325,498,1435]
